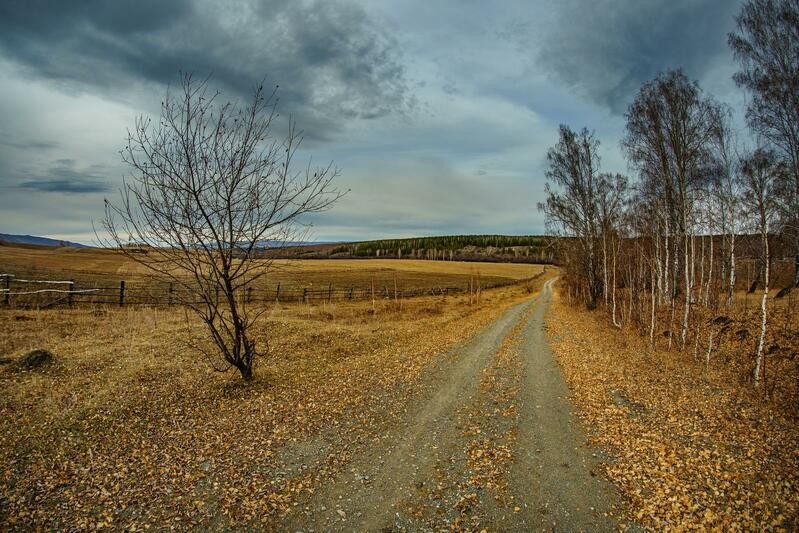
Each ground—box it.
[547,286,799,531]
[1,253,797,530]
[282,279,622,531]
[0,262,558,530]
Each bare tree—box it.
[539,126,603,308]
[597,173,629,309]
[739,148,783,388]
[100,74,343,381]
[709,107,744,305]
[622,69,721,349]
[730,0,799,287]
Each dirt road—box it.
[286,279,622,531]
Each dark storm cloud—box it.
[0,0,412,138]
[15,159,110,194]
[17,179,108,194]
[532,0,741,113]
[0,135,58,151]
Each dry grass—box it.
[0,244,541,282]
[546,286,799,530]
[0,271,553,529]
[0,245,545,308]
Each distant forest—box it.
[327,235,555,263]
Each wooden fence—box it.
[0,272,544,309]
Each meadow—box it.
[0,244,551,529]
[0,244,543,307]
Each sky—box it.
[0,0,746,244]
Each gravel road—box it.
[285,279,622,532]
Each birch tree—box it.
[622,70,721,349]
[539,126,603,308]
[739,148,783,387]
[730,0,799,288]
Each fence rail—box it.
[0,271,544,309]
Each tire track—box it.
[506,278,620,531]
[284,298,535,532]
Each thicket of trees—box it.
[540,0,798,389]
[331,235,552,262]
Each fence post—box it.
[246,286,253,304]
[302,287,308,303]
[68,279,74,307]
[3,275,9,307]
[119,280,125,307]
[275,282,281,303]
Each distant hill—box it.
[255,240,335,248]
[267,234,556,264]
[0,233,89,248]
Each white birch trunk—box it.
[650,264,656,348]
[705,233,714,306]
[680,231,691,350]
[602,230,608,307]
[612,238,620,327]
[753,229,769,388]
[655,229,663,305]
[727,233,736,307]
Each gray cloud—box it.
[0,136,58,151]
[0,0,745,242]
[17,179,108,194]
[530,0,742,113]
[0,0,412,139]
[14,159,110,194]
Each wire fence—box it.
[0,271,545,309]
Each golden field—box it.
[0,254,555,529]
[0,243,543,295]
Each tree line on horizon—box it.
[540,0,799,389]
[328,234,553,262]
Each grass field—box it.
[0,244,542,285]
[0,255,555,528]
[0,244,545,307]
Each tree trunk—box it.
[664,225,671,302]
[602,230,609,306]
[705,233,714,306]
[655,229,663,305]
[680,232,691,350]
[727,233,736,306]
[794,253,799,288]
[650,264,656,349]
[699,234,705,305]
[612,238,619,327]
[754,228,769,388]
[238,363,253,381]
